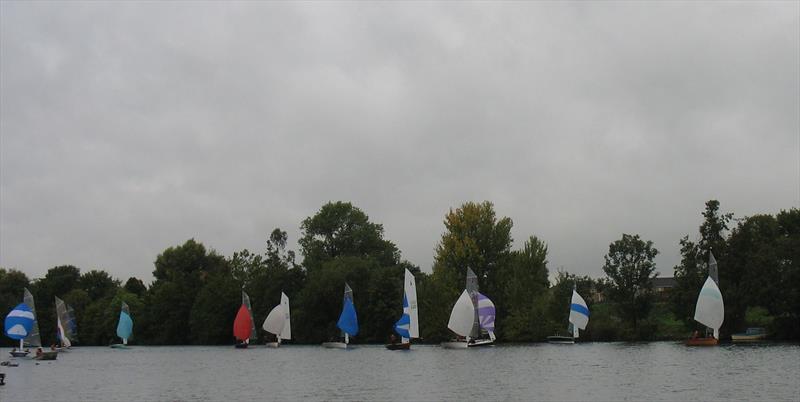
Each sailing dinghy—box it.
[111,302,133,349]
[234,290,258,348]
[386,269,419,350]
[4,303,35,357]
[322,283,358,349]
[262,292,291,347]
[687,252,724,346]
[548,286,590,344]
[441,268,496,348]
[54,296,72,351]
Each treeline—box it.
[1,200,798,346]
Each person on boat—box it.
[389,334,397,344]
[50,344,57,351]
[691,330,700,339]
[35,348,43,358]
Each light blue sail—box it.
[4,303,35,340]
[116,303,133,341]
[337,298,359,336]
[394,295,411,338]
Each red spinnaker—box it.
[233,304,252,341]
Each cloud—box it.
[1,2,798,281]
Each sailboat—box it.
[54,296,72,351]
[548,286,590,344]
[322,283,358,349]
[110,302,133,349]
[386,269,419,350]
[234,290,258,348]
[262,292,291,348]
[687,252,724,346]
[441,268,496,348]
[4,303,35,357]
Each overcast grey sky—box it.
[1,1,798,283]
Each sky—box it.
[1,1,798,283]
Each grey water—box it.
[1,342,799,401]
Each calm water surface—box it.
[1,342,798,401]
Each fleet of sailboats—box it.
[687,252,725,346]
[322,283,358,349]
[386,269,419,350]
[442,268,496,348]
[262,292,291,347]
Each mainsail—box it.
[569,289,590,338]
[233,305,253,342]
[394,269,419,341]
[23,288,42,347]
[55,296,72,347]
[242,291,258,342]
[337,283,358,341]
[465,268,481,338]
[708,251,719,284]
[66,304,78,341]
[116,302,133,345]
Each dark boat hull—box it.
[9,351,29,357]
[35,351,58,360]
[385,342,411,350]
[686,337,718,346]
[547,336,575,344]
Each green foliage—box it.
[602,233,659,331]
[298,202,399,272]
[432,201,513,303]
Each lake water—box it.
[1,342,798,401]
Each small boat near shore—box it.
[686,252,724,347]
[385,269,419,351]
[110,302,133,349]
[442,268,496,349]
[262,292,291,348]
[732,327,768,343]
[548,285,590,344]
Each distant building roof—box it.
[651,277,677,289]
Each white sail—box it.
[447,290,475,337]
[693,276,724,337]
[280,292,291,340]
[404,269,419,339]
[262,305,285,336]
[569,289,590,331]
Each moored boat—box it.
[732,327,768,343]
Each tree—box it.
[501,236,551,341]
[298,202,399,272]
[80,270,120,300]
[602,233,659,336]
[124,277,147,296]
[432,201,513,299]
[672,200,732,324]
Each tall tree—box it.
[602,233,659,334]
[501,236,551,341]
[432,201,513,299]
[298,202,399,272]
[672,200,732,324]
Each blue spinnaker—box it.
[337,298,359,336]
[4,303,34,340]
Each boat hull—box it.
[547,336,575,344]
[35,351,58,361]
[385,342,411,350]
[322,342,348,349]
[9,351,29,358]
[468,339,494,347]
[109,344,130,349]
[686,337,718,346]
[731,334,767,343]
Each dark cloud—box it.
[2,2,798,281]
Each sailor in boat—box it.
[389,334,398,345]
[35,347,43,359]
